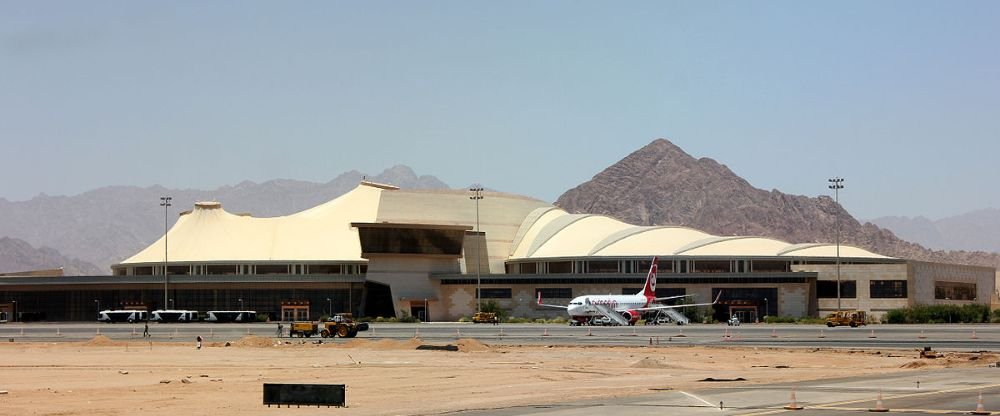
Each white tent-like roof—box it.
[509,208,892,260]
[120,183,383,264]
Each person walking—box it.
[196,335,203,350]
[143,321,150,338]
[276,322,284,337]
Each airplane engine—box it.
[621,310,640,324]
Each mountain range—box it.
[870,209,1000,253]
[0,166,447,273]
[555,139,1000,270]
[2,140,998,275]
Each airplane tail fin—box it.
[640,256,658,298]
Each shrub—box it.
[991,309,1000,323]
[884,304,990,324]
[479,300,508,321]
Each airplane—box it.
[537,256,721,326]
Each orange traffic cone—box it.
[587,327,593,336]
[918,330,926,339]
[783,387,804,410]
[972,330,979,340]
[868,329,876,338]
[676,328,686,337]
[868,389,889,412]
[542,328,549,336]
[971,391,991,415]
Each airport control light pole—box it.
[238,297,244,311]
[326,298,332,316]
[160,196,172,310]
[828,177,844,312]
[469,187,484,312]
[94,299,99,317]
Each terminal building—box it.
[0,181,995,322]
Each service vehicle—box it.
[727,316,741,326]
[472,311,500,324]
[289,320,360,338]
[825,310,867,327]
[151,310,198,322]
[98,310,148,323]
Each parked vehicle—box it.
[825,310,867,327]
[289,320,360,338]
[98,310,148,323]
[727,316,741,326]
[205,310,256,323]
[151,310,198,322]
[472,312,500,324]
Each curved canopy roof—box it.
[510,208,892,260]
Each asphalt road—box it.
[1,322,998,350]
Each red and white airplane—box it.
[537,256,721,326]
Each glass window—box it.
[479,288,512,299]
[547,261,572,274]
[536,288,572,298]
[817,281,857,298]
[870,280,907,298]
[692,260,731,273]
[588,261,619,274]
[934,281,976,300]
[519,262,537,274]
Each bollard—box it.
[57,328,61,336]
[868,389,889,412]
[20,328,24,336]
[542,328,549,336]
[818,329,825,338]
[971,390,990,415]
[771,328,777,338]
[456,328,461,338]
[868,329,876,339]
[587,327,593,336]
[918,330,926,339]
[414,328,420,338]
[972,330,978,340]
[783,387,804,410]
[96,327,100,335]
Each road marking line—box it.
[678,390,721,411]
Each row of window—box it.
[934,281,977,301]
[507,259,792,275]
[477,287,687,299]
[114,264,368,276]
[816,280,908,299]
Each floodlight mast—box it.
[827,178,844,312]
[469,187,484,312]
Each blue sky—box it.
[2,2,998,220]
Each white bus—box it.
[151,310,198,323]
[98,310,148,323]
[205,310,256,323]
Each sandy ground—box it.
[0,335,994,416]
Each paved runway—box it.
[3,322,999,414]
[452,367,1000,415]
[2,322,997,350]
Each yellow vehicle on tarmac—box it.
[825,310,868,327]
[288,320,360,338]
[472,312,500,324]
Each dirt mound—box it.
[900,360,928,369]
[631,357,676,369]
[456,339,490,352]
[226,336,281,348]
[80,335,125,347]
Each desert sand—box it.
[0,335,992,416]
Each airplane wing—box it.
[590,302,632,326]
[653,294,695,302]
[636,291,722,312]
[536,292,568,309]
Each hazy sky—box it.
[2,2,998,220]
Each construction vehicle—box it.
[289,320,359,338]
[472,311,500,324]
[825,310,868,327]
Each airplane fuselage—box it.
[567,294,651,323]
